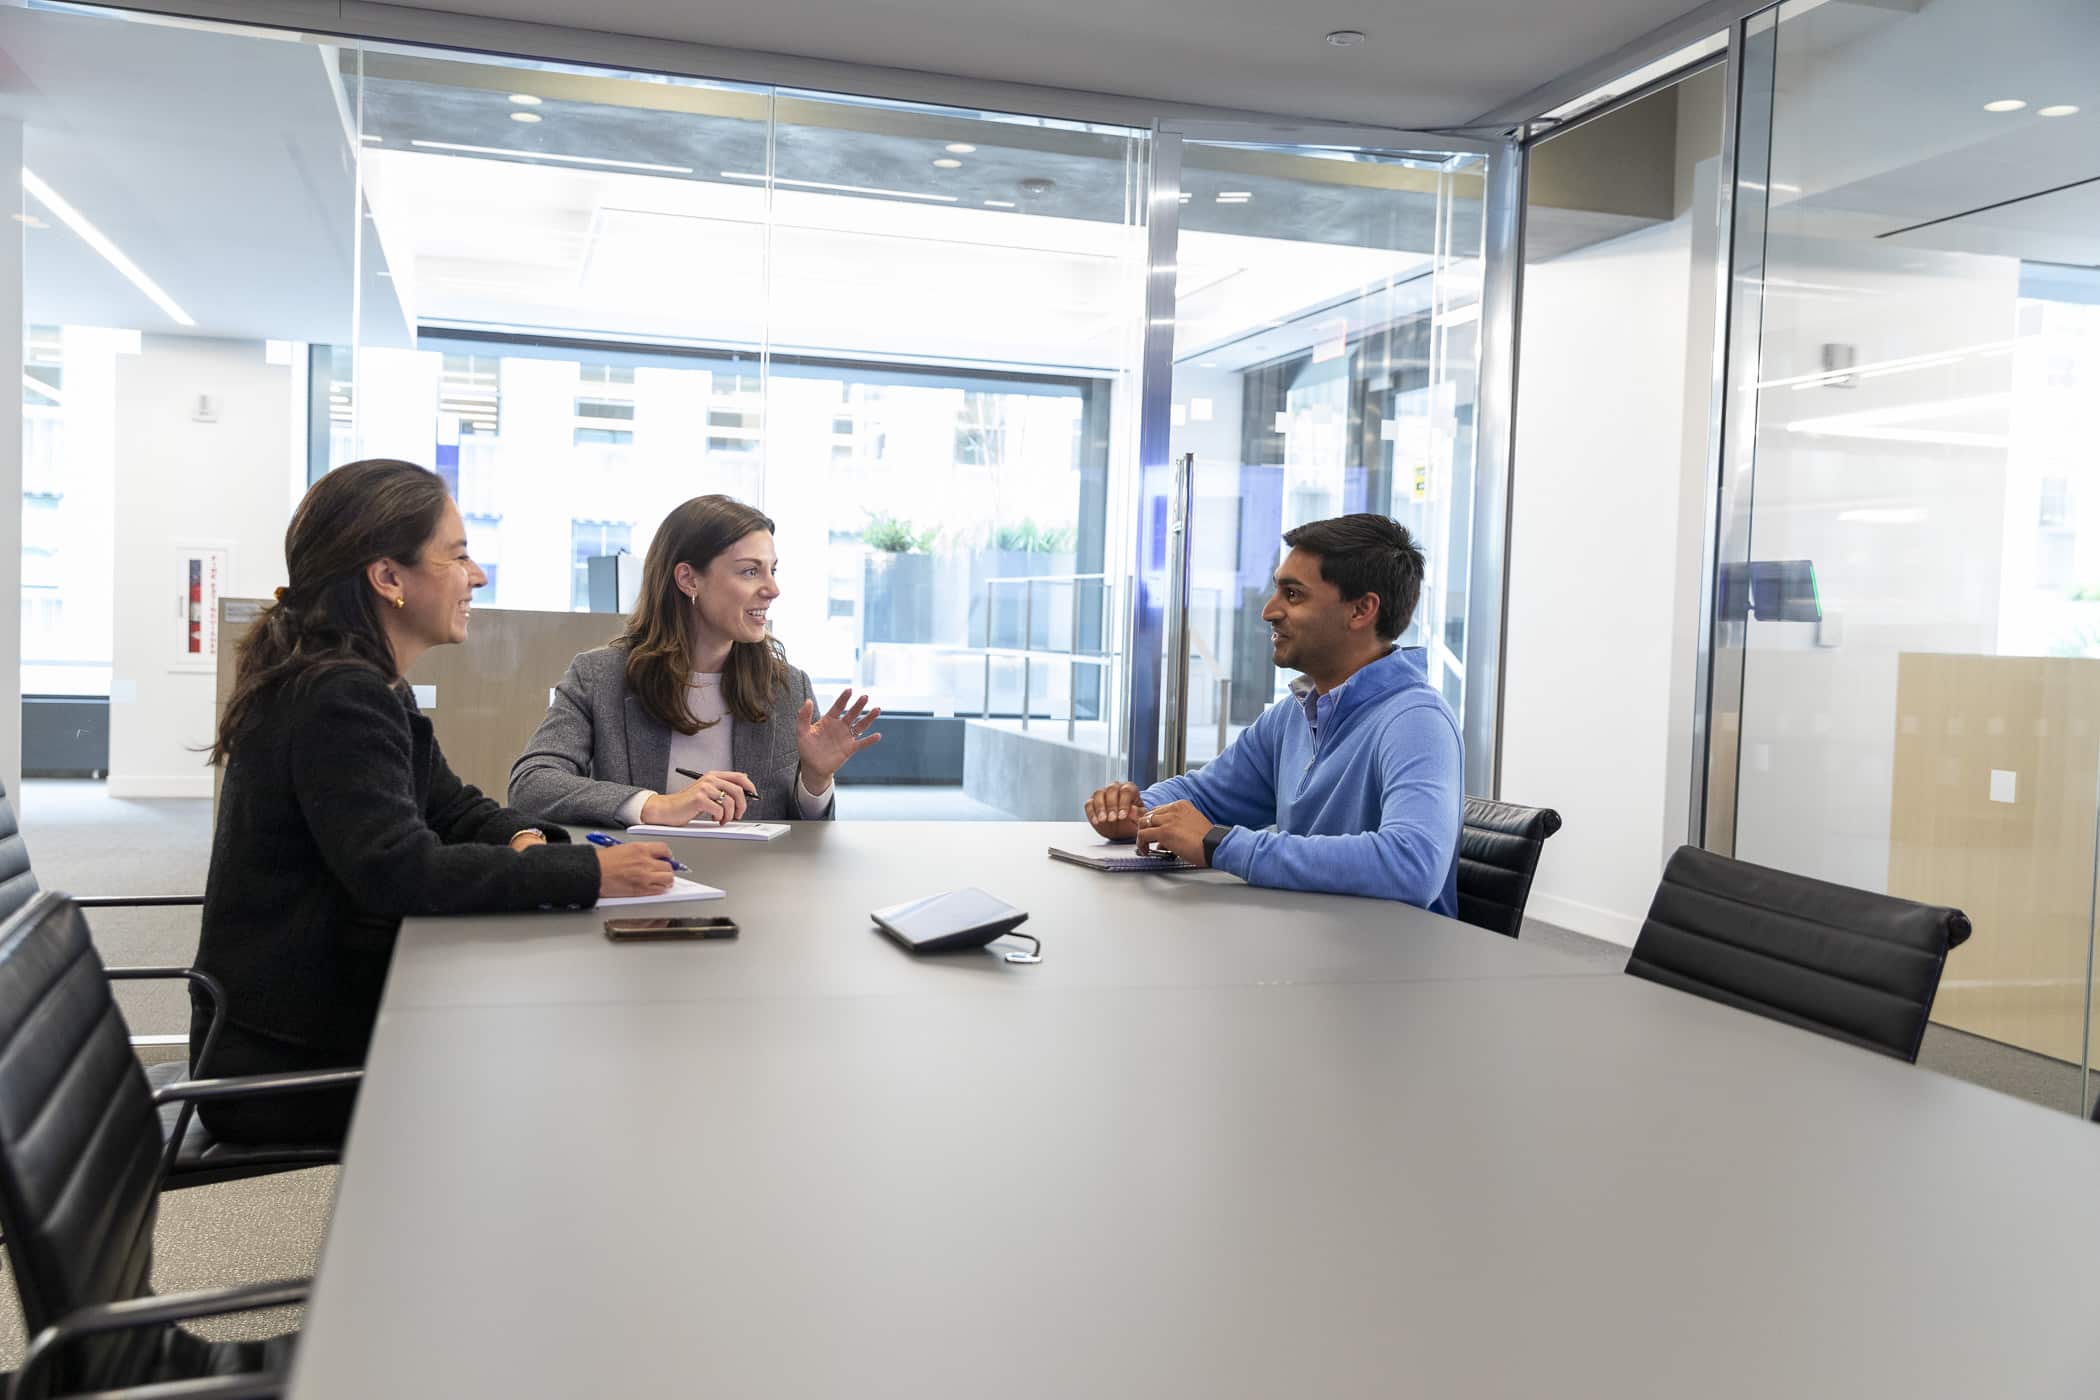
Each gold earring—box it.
[392,596,406,610]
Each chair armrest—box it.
[106,968,229,1188]
[151,1068,363,1108]
[72,894,206,909]
[49,1378,288,1400]
[12,1277,306,1400]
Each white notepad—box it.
[626,822,790,841]
[598,877,726,907]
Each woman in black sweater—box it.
[196,459,675,1145]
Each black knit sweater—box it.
[193,664,602,1059]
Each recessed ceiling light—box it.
[511,111,543,124]
[932,157,962,169]
[983,199,1017,208]
[360,133,382,144]
[1325,29,1366,47]
[509,94,542,105]
[945,143,976,154]
[1217,191,1252,203]
[1983,99,2027,112]
[2038,104,2079,117]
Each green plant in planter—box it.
[991,519,1077,553]
[863,512,939,553]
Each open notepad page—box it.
[1048,841,1200,873]
[598,877,726,907]
[626,822,790,841]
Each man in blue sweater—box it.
[1084,514,1463,913]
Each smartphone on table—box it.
[604,916,739,941]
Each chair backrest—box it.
[1626,845,1971,1062]
[0,777,41,923]
[0,891,167,1389]
[1455,797,1563,938]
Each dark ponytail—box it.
[210,459,450,764]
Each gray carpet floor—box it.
[3,779,2089,1374]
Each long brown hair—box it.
[210,459,451,764]
[623,495,790,733]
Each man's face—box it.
[1260,547,1363,674]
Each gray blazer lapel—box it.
[624,693,670,791]
[730,706,760,781]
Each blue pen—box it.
[584,831,690,873]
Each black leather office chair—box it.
[0,891,360,1399]
[1626,845,1971,1063]
[0,780,342,1191]
[1455,797,1563,938]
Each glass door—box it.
[1134,130,1492,781]
[1710,0,2100,1111]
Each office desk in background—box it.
[289,822,2100,1400]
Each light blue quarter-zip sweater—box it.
[1142,647,1463,913]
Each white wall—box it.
[108,335,300,797]
[1502,213,1707,945]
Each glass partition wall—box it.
[11,0,1505,820]
[1153,141,1487,781]
[1703,0,2100,1111]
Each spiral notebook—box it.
[1048,841,1199,873]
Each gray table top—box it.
[375,822,1609,1010]
[290,823,2100,1399]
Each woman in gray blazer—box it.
[509,495,881,827]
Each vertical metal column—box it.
[1123,126,1184,788]
[1159,451,1196,779]
[1691,8,1779,855]
[1464,138,1526,799]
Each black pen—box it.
[584,831,691,873]
[677,766,757,795]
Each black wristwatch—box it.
[1202,824,1232,867]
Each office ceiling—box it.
[373,0,1718,130]
[1767,0,2100,268]
[7,0,2091,362]
[0,6,411,346]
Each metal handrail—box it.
[978,571,1115,740]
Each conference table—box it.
[288,821,2100,1398]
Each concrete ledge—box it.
[837,715,965,786]
[24,696,110,778]
[962,721,1111,820]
